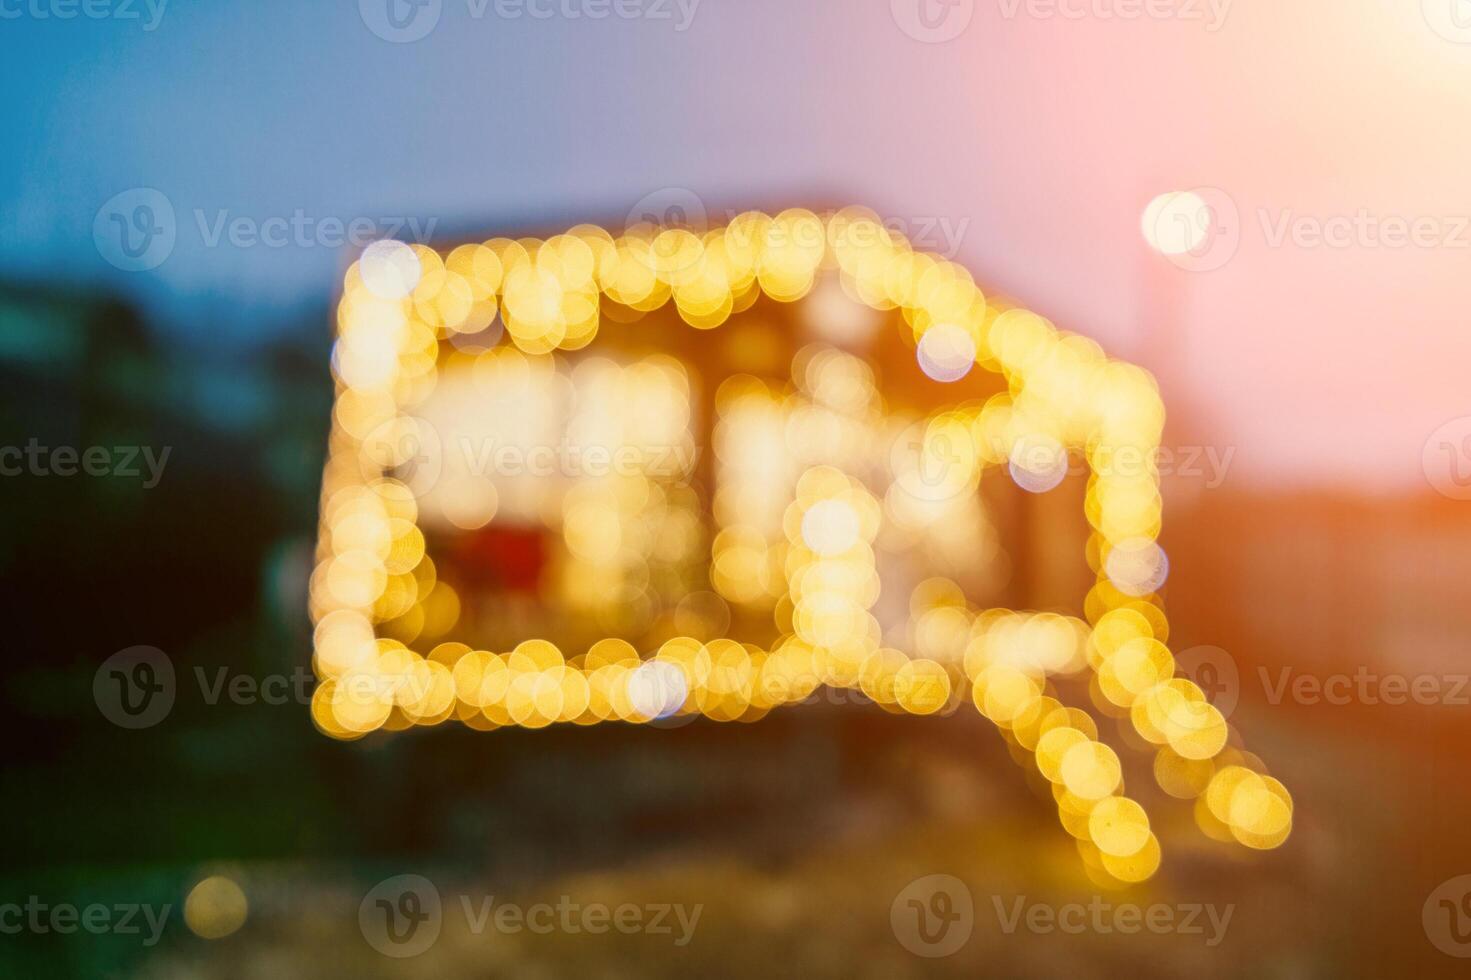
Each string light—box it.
[310,206,1292,885]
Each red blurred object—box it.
[450,525,546,593]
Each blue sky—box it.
[2,1,962,343]
[6,1,1471,489]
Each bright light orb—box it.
[628,659,687,720]
[1142,192,1211,256]
[1008,433,1069,493]
[1105,538,1170,596]
[801,499,861,555]
[360,240,422,299]
[916,323,976,382]
[184,875,248,940]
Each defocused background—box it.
[4,1,1471,976]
